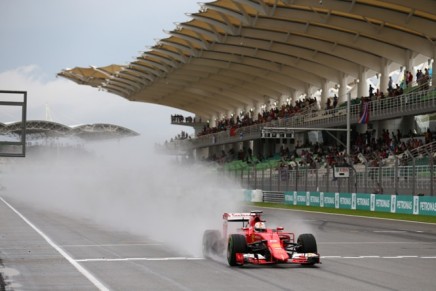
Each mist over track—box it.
[1,138,435,290]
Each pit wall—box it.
[244,190,436,217]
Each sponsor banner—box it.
[323,192,336,208]
[244,190,252,202]
[279,191,435,217]
[308,192,321,207]
[284,191,294,205]
[356,193,371,211]
[374,194,392,212]
[419,196,436,216]
[296,191,307,206]
[338,193,353,210]
[395,196,414,215]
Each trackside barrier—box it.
[243,189,436,216]
[284,191,436,216]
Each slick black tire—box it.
[227,234,247,266]
[202,230,223,258]
[297,233,318,253]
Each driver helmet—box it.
[254,222,266,232]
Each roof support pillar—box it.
[358,66,367,98]
[321,79,328,110]
[279,94,287,107]
[305,84,312,100]
[290,89,298,106]
[432,60,436,89]
[380,58,390,94]
[405,49,415,79]
[432,48,436,88]
[339,73,348,105]
[211,113,219,128]
[253,101,262,119]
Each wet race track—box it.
[1,197,436,291]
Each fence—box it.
[243,190,436,217]
[224,162,435,196]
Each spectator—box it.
[333,94,338,108]
[406,70,413,87]
[425,128,432,144]
[373,182,384,194]
[388,76,393,93]
[369,84,374,97]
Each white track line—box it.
[76,256,436,262]
[0,197,109,291]
[322,255,434,259]
[76,257,204,262]
[61,243,161,248]
[258,205,436,225]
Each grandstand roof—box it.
[58,0,436,118]
[0,120,139,140]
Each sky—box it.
[0,0,202,143]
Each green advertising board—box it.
[418,196,436,216]
[273,191,435,217]
[284,191,294,205]
[356,193,371,211]
[244,189,252,202]
[338,193,353,210]
[374,194,392,212]
[321,192,336,208]
[307,192,321,207]
[296,191,307,206]
[392,195,414,215]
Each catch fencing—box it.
[243,190,436,217]
[224,162,435,196]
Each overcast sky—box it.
[0,0,201,143]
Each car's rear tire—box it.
[203,230,223,258]
[227,234,247,266]
[297,233,317,253]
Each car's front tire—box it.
[227,234,247,266]
[297,233,317,253]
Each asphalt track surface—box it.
[1,198,436,291]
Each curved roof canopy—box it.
[0,121,139,139]
[58,0,436,118]
[58,65,125,87]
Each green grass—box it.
[250,202,436,224]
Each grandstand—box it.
[57,1,436,195]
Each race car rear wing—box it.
[223,210,263,222]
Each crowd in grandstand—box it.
[167,73,434,171]
[196,72,434,140]
[167,130,191,142]
[203,123,434,171]
[198,96,318,137]
[171,114,202,124]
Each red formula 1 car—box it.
[202,210,320,266]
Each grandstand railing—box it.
[171,87,436,150]
[224,162,435,196]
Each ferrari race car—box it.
[203,210,320,266]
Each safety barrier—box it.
[244,189,436,217]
